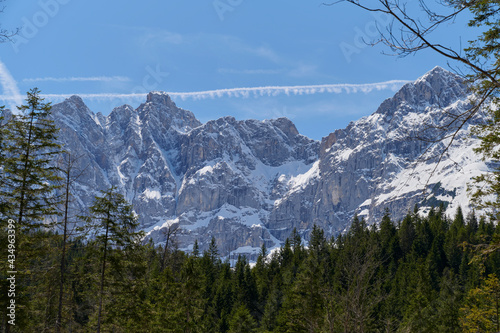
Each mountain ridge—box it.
[47,66,486,258]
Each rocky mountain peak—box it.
[45,67,484,259]
[146,91,176,108]
[65,95,88,108]
[375,66,468,118]
[416,66,458,84]
[269,117,300,137]
[140,92,201,133]
[106,105,138,138]
[413,66,466,100]
[55,95,92,115]
[108,104,135,122]
[50,95,99,131]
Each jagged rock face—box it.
[50,92,319,256]
[50,67,487,258]
[268,67,484,238]
[50,92,203,229]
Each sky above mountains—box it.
[0,0,479,140]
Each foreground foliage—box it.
[2,205,500,332]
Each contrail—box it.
[164,80,410,100]
[23,76,131,83]
[0,80,410,103]
[0,60,23,111]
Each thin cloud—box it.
[0,60,23,111]
[23,76,131,83]
[168,80,410,100]
[0,80,411,103]
[218,68,284,75]
[140,30,184,46]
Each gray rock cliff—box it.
[49,67,486,258]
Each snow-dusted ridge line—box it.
[47,66,487,259]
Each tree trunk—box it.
[56,154,72,332]
[97,214,110,333]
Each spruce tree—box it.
[55,152,87,332]
[2,88,62,229]
[83,187,142,332]
[0,105,9,216]
[228,305,257,333]
[0,89,62,332]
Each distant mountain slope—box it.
[268,66,486,241]
[49,67,487,257]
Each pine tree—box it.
[2,88,62,229]
[83,187,143,333]
[309,224,327,262]
[228,305,257,333]
[445,207,467,273]
[160,223,179,272]
[210,263,233,332]
[0,89,62,332]
[0,105,9,216]
[207,236,219,264]
[260,273,284,332]
[399,214,416,255]
[232,256,258,316]
[193,239,200,256]
[432,269,463,333]
[176,256,204,332]
[56,152,87,332]
[278,251,328,332]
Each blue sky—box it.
[0,0,478,140]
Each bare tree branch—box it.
[323,1,500,200]
[328,1,500,87]
[0,1,19,43]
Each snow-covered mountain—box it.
[49,66,487,257]
[268,66,486,240]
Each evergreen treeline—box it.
[3,205,500,332]
[2,90,500,332]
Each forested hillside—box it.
[2,203,500,332]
